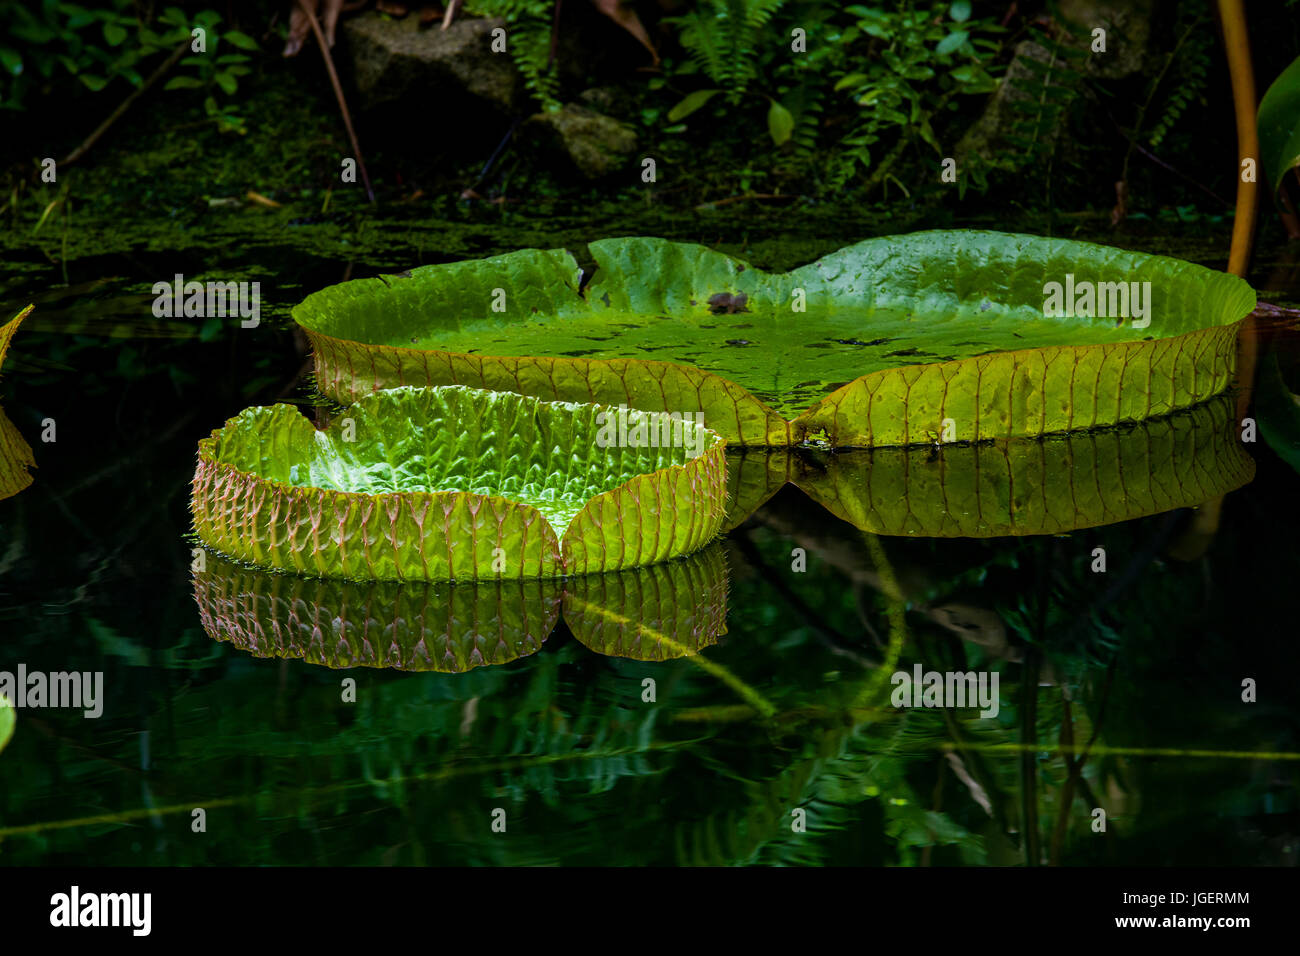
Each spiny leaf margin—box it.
[190,385,727,581]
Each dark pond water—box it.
[1,205,1298,865]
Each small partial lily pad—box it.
[0,405,35,502]
[0,305,30,371]
[0,306,35,500]
[191,385,727,580]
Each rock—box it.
[343,12,520,114]
[954,0,1152,177]
[955,39,1075,174]
[577,86,619,113]
[1059,0,1152,79]
[521,103,637,180]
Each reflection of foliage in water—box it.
[7,480,1297,865]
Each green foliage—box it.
[821,2,1002,190]
[0,2,257,132]
[466,0,560,109]
[1,0,156,105]
[1258,53,1300,193]
[663,1,1003,194]
[159,7,260,135]
[667,0,789,101]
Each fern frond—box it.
[467,0,561,109]
[1148,27,1211,149]
[669,0,792,98]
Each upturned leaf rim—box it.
[190,385,728,581]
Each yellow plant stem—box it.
[1217,0,1258,279]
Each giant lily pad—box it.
[293,233,1255,447]
[193,543,728,670]
[190,385,727,581]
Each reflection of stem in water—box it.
[1019,542,1050,866]
[1020,647,1041,865]
[910,617,1015,842]
[564,596,776,719]
[856,535,1021,843]
[1050,659,1118,865]
[851,534,906,709]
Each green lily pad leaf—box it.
[293,233,1254,448]
[1258,54,1300,195]
[789,396,1253,537]
[0,694,13,757]
[192,543,728,670]
[191,385,727,581]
